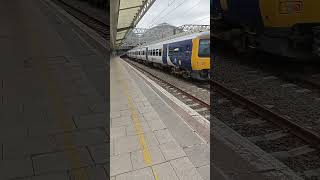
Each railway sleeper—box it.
[271,145,316,159]
[304,168,320,179]
[247,130,290,143]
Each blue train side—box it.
[211,0,320,59]
[127,32,210,80]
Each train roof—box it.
[128,31,210,51]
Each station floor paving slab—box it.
[0,0,108,179]
[110,57,209,180]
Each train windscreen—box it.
[198,39,210,57]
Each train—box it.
[126,31,210,80]
[211,0,320,59]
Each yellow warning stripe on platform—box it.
[116,61,159,180]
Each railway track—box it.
[280,73,320,95]
[212,80,320,179]
[212,80,320,147]
[123,58,211,120]
[53,0,108,39]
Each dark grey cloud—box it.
[137,0,210,28]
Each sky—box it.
[136,0,210,29]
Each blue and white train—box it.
[126,31,210,80]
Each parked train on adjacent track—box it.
[126,31,210,80]
[211,0,320,60]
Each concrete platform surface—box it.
[0,0,107,179]
[110,57,210,180]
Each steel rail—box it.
[124,59,210,109]
[212,80,320,149]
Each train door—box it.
[162,44,168,64]
[146,47,148,61]
[167,44,174,66]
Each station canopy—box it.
[115,0,155,48]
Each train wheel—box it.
[182,72,191,79]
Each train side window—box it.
[156,49,158,56]
[152,49,155,56]
[159,49,162,56]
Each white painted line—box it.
[189,103,199,107]
[72,28,104,57]
[55,13,65,23]
[195,107,208,112]
[41,1,65,24]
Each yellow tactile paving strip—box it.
[115,61,159,180]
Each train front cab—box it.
[191,34,210,79]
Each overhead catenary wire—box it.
[160,0,207,27]
[138,0,183,28]
[189,16,210,25]
[180,0,202,19]
[148,0,190,28]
